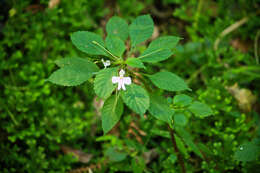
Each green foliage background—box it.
[0,0,259,172]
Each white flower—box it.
[112,69,132,90]
[101,59,110,68]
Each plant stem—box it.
[5,106,18,125]
[186,64,206,84]
[214,17,249,51]
[194,0,203,30]
[168,125,186,173]
[127,46,136,58]
[254,30,260,64]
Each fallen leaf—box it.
[130,122,147,136]
[127,120,147,144]
[127,128,143,144]
[26,5,45,13]
[93,96,104,116]
[151,25,159,40]
[230,38,251,53]
[73,101,85,109]
[48,0,60,9]
[226,83,257,112]
[60,145,92,163]
[69,164,102,173]
[143,148,158,164]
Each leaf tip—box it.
[187,87,192,91]
[44,78,50,83]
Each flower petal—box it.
[105,60,111,66]
[123,77,131,85]
[112,76,119,83]
[118,80,122,90]
[121,83,126,90]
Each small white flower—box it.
[112,69,132,90]
[102,58,110,68]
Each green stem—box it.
[112,89,120,113]
[143,117,154,148]
[114,59,124,65]
[194,0,204,30]
[9,69,16,86]
[254,30,260,64]
[5,106,18,125]
[138,72,150,77]
[168,125,186,173]
[128,46,136,57]
[186,64,207,84]
[92,41,119,60]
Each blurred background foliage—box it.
[0,0,259,172]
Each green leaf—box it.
[55,57,99,71]
[106,16,129,41]
[175,135,188,157]
[167,154,177,163]
[139,36,181,63]
[121,84,150,115]
[101,95,124,134]
[148,94,174,123]
[174,94,192,107]
[197,143,214,156]
[234,142,259,162]
[139,47,173,63]
[96,135,118,142]
[129,15,154,47]
[151,129,170,138]
[148,36,181,49]
[47,60,99,86]
[94,67,119,99]
[132,157,145,173]
[105,147,127,162]
[174,112,188,126]
[71,31,107,56]
[188,101,213,118]
[176,127,204,159]
[148,71,190,91]
[125,58,146,69]
[105,35,125,57]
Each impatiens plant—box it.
[47,14,213,172]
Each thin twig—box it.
[214,17,249,51]
[186,65,207,84]
[254,30,260,64]
[5,106,18,125]
[168,125,186,173]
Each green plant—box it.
[0,0,109,172]
[47,14,213,172]
[1,0,259,172]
